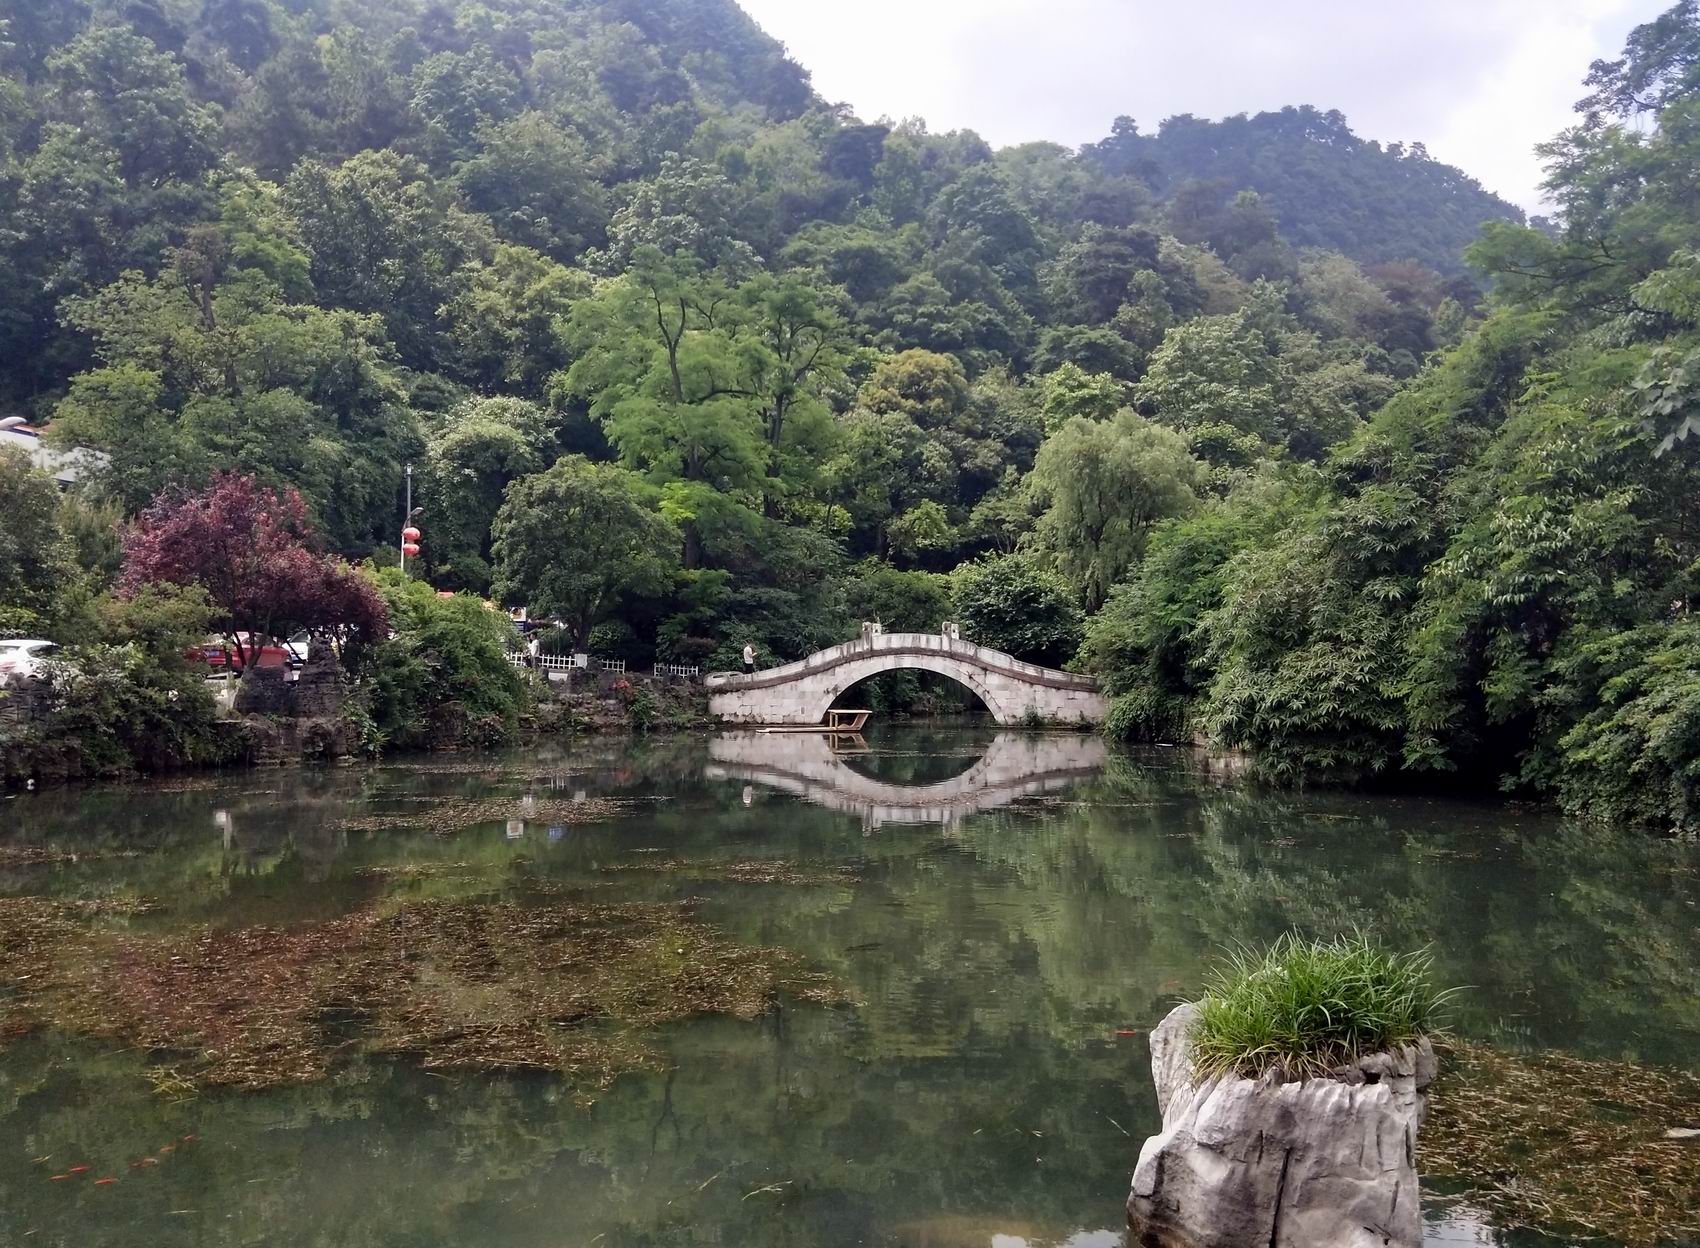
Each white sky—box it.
[734,0,1672,214]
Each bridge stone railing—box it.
[705,631,1100,693]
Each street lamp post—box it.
[400,464,413,575]
[399,466,424,577]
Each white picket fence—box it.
[506,652,581,676]
[651,662,700,679]
[506,652,653,677]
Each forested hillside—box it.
[1085,108,1525,273]
[1084,1,1700,827]
[4,0,1697,825]
[0,0,1487,630]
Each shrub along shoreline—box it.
[0,664,710,786]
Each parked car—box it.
[0,639,58,688]
[189,635,295,676]
[283,631,315,667]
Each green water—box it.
[2,726,1697,1248]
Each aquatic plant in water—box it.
[0,895,847,1093]
[331,795,646,835]
[1424,1041,1700,1246]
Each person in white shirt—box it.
[742,642,756,674]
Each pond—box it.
[2,725,1697,1248]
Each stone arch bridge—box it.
[705,628,1107,726]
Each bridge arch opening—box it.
[812,653,1017,726]
[830,670,990,723]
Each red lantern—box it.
[402,541,421,557]
[402,526,421,542]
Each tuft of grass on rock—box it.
[1191,932,1453,1081]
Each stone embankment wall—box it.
[529,669,711,736]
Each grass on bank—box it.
[1191,932,1454,1080]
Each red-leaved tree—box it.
[121,474,387,668]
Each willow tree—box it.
[1026,410,1205,610]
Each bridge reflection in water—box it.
[705,730,1108,830]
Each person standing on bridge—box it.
[742,642,756,675]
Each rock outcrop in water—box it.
[1128,1003,1436,1248]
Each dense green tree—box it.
[1135,314,1287,447]
[839,559,952,632]
[1080,497,1280,742]
[421,398,555,591]
[859,349,971,426]
[951,554,1083,667]
[49,365,187,511]
[1045,224,1162,324]
[1085,106,1523,274]
[929,165,1043,303]
[43,22,219,189]
[593,153,753,274]
[780,221,913,304]
[1032,324,1144,381]
[368,570,525,748]
[439,244,588,393]
[283,150,493,368]
[490,456,679,646]
[829,408,956,560]
[454,112,610,261]
[0,448,75,624]
[409,43,522,161]
[566,264,760,563]
[1032,363,1126,431]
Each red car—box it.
[190,636,298,674]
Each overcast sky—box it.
[734,0,1670,214]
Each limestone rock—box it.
[233,666,289,715]
[289,649,342,718]
[1128,1004,1435,1248]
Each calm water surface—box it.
[3,725,1698,1248]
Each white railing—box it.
[505,653,679,678]
[506,652,583,675]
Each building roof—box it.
[0,425,108,487]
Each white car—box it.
[0,639,58,688]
